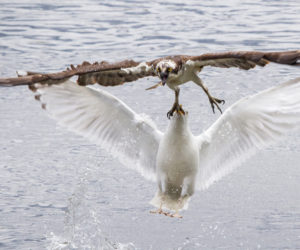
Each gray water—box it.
[0,0,300,249]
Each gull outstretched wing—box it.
[32,79,162,181]
[196,77,300,190]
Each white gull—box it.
[30,77,300,217]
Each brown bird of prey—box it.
[0,50,299,117]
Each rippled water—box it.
[0,0,300,249]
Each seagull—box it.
[19,75,300,218]
[0,50,299,118]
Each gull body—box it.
[152,113,198,212]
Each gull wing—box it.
[32,79,162,181]
[196,77,300,190]
[0,60,155,87]
[187,50,300,70]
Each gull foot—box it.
[163,211,183,219]
[150,209,169,216]
[170,213,183,219]
[167,103,185,119]
[208,96,225,114]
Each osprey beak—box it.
[160,72,168,86]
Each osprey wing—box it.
[187,50,300,70]
[0,60,156,87]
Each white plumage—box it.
[151,113,198,212]
[32,77,300,217]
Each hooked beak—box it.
[159,72,169,86]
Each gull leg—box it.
[161,198,183,218]
[170,198,184,218]
[150,202,169,216]
[167,88,185,119]
[150,202,163,214]
[150,208,163,214]
[192,75,225,114]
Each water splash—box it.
[46,164,136,250]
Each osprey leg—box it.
[167,88,185,119]
[192,75,225,114]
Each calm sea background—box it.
[0,0,300,249]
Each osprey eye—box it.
[168,67,172,72]
[157,68,161,73]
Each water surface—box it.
[0,0,300,249]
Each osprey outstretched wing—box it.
[0,50,299,115]
[187,50,300,69]
[0,60,155,87]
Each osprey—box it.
[0,50,299,117]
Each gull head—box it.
[169,109,190,132]
[155,60,177,86]
[173,109,188,119]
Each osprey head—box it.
[155,60,177,86]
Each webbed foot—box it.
[150,209,169,216]
[170,213,183,218]
[150,209,183,218]
[163,211,183,219]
